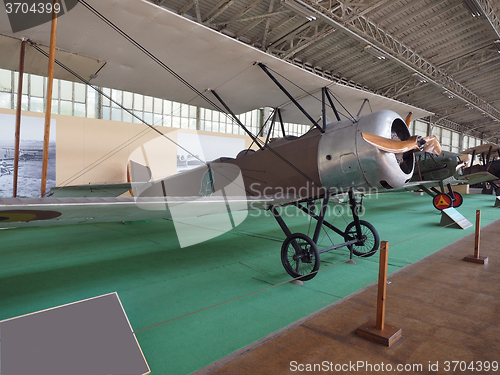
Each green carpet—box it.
[0,192,498,374]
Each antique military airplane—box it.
[462,143,500,195]
[0,0,442,280]
[397,150,497,210]
[362,114,497,210]
[0,100,442,281]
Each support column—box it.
[13,40,26,198]
[41,0,59,197]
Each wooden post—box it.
[356,241,402,346]
[464,210,488,264]
[474,210,480,258]
[13,40,26,198]
[41,0,58,197]
[376,241,388,330]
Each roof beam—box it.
[391,2,460,33]
[412,18,474,52]
[203,0,235,24]
[472,0,500,39]
[283,25,336,59]
[291,0,500,125]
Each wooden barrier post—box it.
[463,210,488,264]
[356,241,402,346]
[376,241,388,330]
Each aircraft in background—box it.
[462,143,500,195]
[394,150,497,210]
[362,113,497,210]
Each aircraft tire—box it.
[281,233,320,281]
[432,193,453,210]
[345,220,380,257]
[451,191,463,208]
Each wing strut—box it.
[323,88,341,122]
[264,108,288,146]
[264,109,278,147]
[277,108,287,137]
[485,145,493,169]
[356,99,369,117]
[469,149,476,174]
[258,63,325,134]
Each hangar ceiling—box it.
[156,0,500,142]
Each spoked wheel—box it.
[451,191,463,208]
[344,220,380,257]
[281,233,320,281]
[433,193,453,210]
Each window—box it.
[414,120,427,137]
[0,68,264,139]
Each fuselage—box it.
[136,110,416,200]
[412,150,462,182]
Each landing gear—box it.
[450,191,463,208]
[427,183,463,210]
[281,233,320,281]
[271,189,380,281]
[432,193,452,210]
[345,220,379,257]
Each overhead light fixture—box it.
[281,0,317,21]
[462,0,485,18]
[364,45,386,60]
[443,90,454,99]
[412,73,427,83]
[494,40,500,53]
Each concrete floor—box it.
[198,218,500,375]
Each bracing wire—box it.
[264,65,355,121]
[35,0,325,190]
[28,42,212,189]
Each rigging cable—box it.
[265,65,355,121]
[28,42,207,188]
[74,0,322,187]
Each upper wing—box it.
[0,0,431,124]
[462,143,500,155]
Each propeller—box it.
[456,154,471,171]
[404,112,412,127]
[361,133,442,155]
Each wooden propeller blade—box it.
[459,154,471,163]
[405,112,413,128]
[361,133,442,155]
[361,133,420,153]
[421,135,442,155]
[456,154,471,171]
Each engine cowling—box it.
[318,110,414,192]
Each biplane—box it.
[462,143,500,195]
[0,0,442,280]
